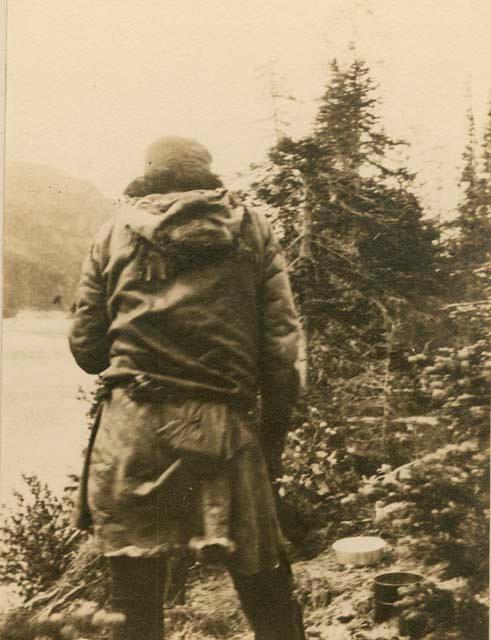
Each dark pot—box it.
[373,571,424,622]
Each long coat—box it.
[69,189,300,575]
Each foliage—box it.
[250,58,441,310]
[415,339,490,443]
[276,303,442,523]
[247,67,491,640]
[247,59,445,531]
[337,438,489,639]
[248,60,490,564]
[278,406,360,521]
[355,441,488,580]
[394,579,488,640]
[0,475,85,602]
[0,600,123,640]
[446,106,491,298]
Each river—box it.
[0,311,94,507]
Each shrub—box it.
[0,600,124,640]
[278,404,360,519]
[346,440,489,584]
[0,475,84,601]
[413,338,490,443]
[338,438,489,639]
[395,579,488,640]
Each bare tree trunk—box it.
[299,184,313,260]
[298,182,313,389]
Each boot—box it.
[109,556,165,640]
[231,561,306,640]
[111,596,164,640]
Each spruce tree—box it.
[479,100,491,228]
[249,57,440,401]
[244,56,452,515]
[449,106,491,299]
[483,100,491,179]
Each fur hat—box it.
[144,136,213,175]
[125,136,222,197]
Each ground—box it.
[164,549,424,640]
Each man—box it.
[69,136,305,640]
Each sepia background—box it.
[1,1,490,637]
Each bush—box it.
[338,438,489,639]
[414,338,490,443]
[346,440,489,584]
[395,579,488,640]
[0,600,125,640]
[278,404,360,517]
[342,439,489,638]
[0,475,84,601]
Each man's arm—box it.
[69,225,112,374]
[257,216,301,478]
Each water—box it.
[0,311,94,507]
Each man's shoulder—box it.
[88,201,137,268]
[92,199,136,243]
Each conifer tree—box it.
[249,57,440,400]
[449,106,491,299]
[252,57,439,306]
[314,58,409,181]
[480,99,491,221]
[482,100,491,179]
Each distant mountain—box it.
[3,162,113,315]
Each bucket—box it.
[332,536,386,566]
[373,571,424,622]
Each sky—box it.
[5,0,491,216]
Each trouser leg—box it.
[230,558,306,640]
[109,556,166,640]
[163,554,192,606]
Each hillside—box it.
[3,162,113,315]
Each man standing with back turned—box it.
[69,136,306,640]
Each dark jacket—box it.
[69,189,300,423]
